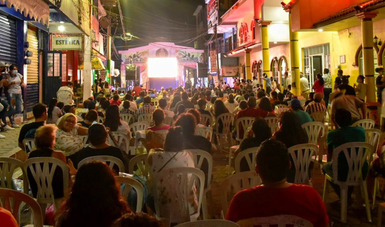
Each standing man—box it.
[300,72,310,100]
[57,82,74,106]
[376,67,385,104]
[263,73,271,95]
[322,68,332,107]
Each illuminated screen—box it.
[148,57,178,78]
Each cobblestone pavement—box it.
[0,123,23,157]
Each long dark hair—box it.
[48,98,58,120]
[104,105,122,131]
[274,111,308,148]
[317,74,324,86]
[214,100,229,117]
[57,162,130,227]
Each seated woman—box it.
[104,105,130,138]
[56,113,88,156]
[56,162,130,227]
[70,123,125,173]
[148,109,170,131]
[255,97,275,118]
[28,125,76,208]
[273,111,308,182]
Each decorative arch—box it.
[270,57,279,71]
[250,19,256,40]
[278,55,288,71]
[354,44,379,67]
[257,60,263,84]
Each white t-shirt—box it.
[57,86,74,105]
[7,73,23,95]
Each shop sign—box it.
[52,36,82,50]
[210,50,217,73]
[222,66,239,77]
[207,0,218,29]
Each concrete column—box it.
[245,49,252,80]
[83,35,92,101]
[259,20,271,90]
[357,12,377,102]
[288,13,300,96]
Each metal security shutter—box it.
[0,13,17,64]
[25,28,39,111]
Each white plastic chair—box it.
[215,113,233,152]
[264,116,279,135]
[221,171,261,215]
[109,131,135,155]
[200,114,213,127]
[234,147,259,173]
[352,119,375,129]
[138,113,153,125]
[176,220,239,227]
[0,188,44,227]
[121,113,134,125]
[195,126,213,141]
[365,128,381,161]
[25,157,69,210]
[237,215,313,227]
[78,155,125,173]
[23,138,35,153]
[288,143,318,185]
[274,105,290,116]
[130,121,149,136]
[185,149,213,219]
[310,111,326,122]
[322,142,372,223]
[234,117,255,142]
[0,157,29,193]
[128,154,148,177]
[301,121,325,145]
[116,174,144,213]
[153,167,205,224]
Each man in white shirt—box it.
[57,82,74,106]
[300,73,310,100]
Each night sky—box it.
[115,0,204,50]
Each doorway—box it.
[310,55,323,86]
[45,51,63,104]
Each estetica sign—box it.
[52,36,82,50]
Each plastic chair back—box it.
[216,113,233,135]
[237,215,313,227]
[301,121,325,145]
[176,220,239,227]
[274,105,290,116]
[0,188,44,227]
[365,128,381,160]
[195,126,213,141]
[331,142,372,186]
[109,131,134,155]
[128,154,148,177]
[352,119,375,129]
[221,171,261,215]
[264,116,279,135]
[121,113,134,125]
[288,143,318,184]
[185,149,213,187]
[200,114,212,127]
[25,157,69,205]
[310,111,326,122]
[23,138,35,153]
[78,155,125,173]
[116,175,144,213]
[138,113,153,125]
[234,147,259,173]
[235,117,255,142]
[154,167,205,224]
[130,121,149,136]
[0,157,28,193]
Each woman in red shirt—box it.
[312,74,324,94]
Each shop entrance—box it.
[45,51,63,104]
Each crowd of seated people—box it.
[3,76,380,226]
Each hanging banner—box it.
[210,50,217,73]
[52,36,83,50]
[0,0,49,25]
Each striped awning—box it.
[0,0,49,25]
